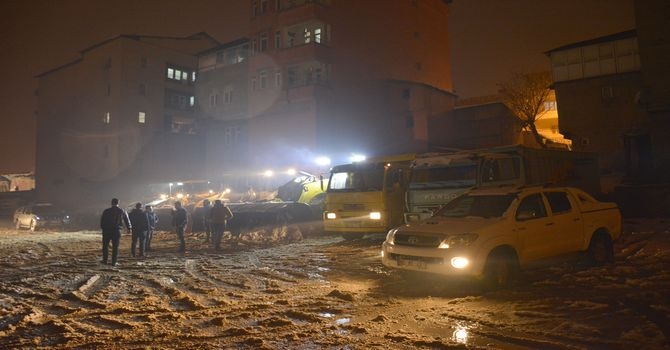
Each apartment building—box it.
[35,33,218,206]
[239,0,456,169]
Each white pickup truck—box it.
[381,185,622,290]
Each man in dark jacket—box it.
[172,201,188,252]
[202,199,212,243]
[128,202,150,258]
[100,198,131,266]
[145,204,158,251]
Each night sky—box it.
[0,0,635,173]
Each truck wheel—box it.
[29,220,37,232]
[587,233,613,266]
[482,250,518,291]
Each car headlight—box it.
[451,257,470,269]
[440,233,478,248]
[369,211,381,220]
[385,228,398,243]
[34,216,41,221]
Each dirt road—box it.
[0,219,668,349]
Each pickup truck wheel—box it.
[588,233,613,266]
[482,251,518,291]
[29,220,37,232]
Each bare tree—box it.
[498,71,553,148]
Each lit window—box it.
[182,71,188,81]
[304,28,311,43]
[191,71,196,82]
[167,68,175,79]
[104,112,111,124]
[315,28,321,43]
[138,112,146,124]
[189,96,195,107]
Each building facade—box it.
[547,30,646,175]
[238,0,456,169]
[35,33,218,206]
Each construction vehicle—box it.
[403,145,601,224]
[184,172,328,237]
[323,154,414,237]
[404,151,479,223]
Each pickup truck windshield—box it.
[435,194,515,218]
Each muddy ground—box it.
[0,218,669,349]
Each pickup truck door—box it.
[543,191,584,253]
[514,193,558,262]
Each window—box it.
[166,65,195,83]
[275,31,281,49]
[103,112,110,124]
[224,125,242,145]
[253,0,258,16]
[275,70,282,88]
[543,101,557,111]
[261,0,268,13]
[259,70,268,89]
[209,92,217,107]
[602,86,613,99]
[260,33,268,51]
[139,83,146,96]
[223,87,233,104]
[138,112,146,124]
[189,96,195,107]
[315,28,321,43]
[544,191,572,214]
[251,76,257,91]
[515,194,548,220]
[304,28,311,44]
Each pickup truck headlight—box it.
[369,211,381,220]
[325,212,337,220]
[440,233,478,248]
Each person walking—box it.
[128,202,149,258]
[210,199,233,250]
[202,199,212,243]
[100,198,131,267]
[145,204,158,251]
[172,201,188,253]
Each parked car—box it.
[13,203,71,231]
[381,186,622,290]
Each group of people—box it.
[99,198,158,266]
[199,199,234,251]
[99,197,232,267]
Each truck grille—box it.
[389,253,443,264]
[394,233,443,247]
